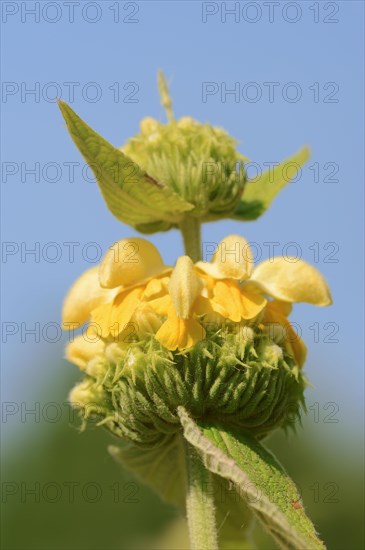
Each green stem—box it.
[185,442,218,550]
[179,217,202,262]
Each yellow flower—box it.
[153,256,206,351]
[65,330,105,371]
[154,236,267,351]
[248,253,332,367]
[63,234,332,366]
[62,238,171,351]
[250,255,332,306]
[261,300,307,368]
[195,235,267,323]
[154,235,332,354]
[62,265,118,330]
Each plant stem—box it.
[185,442,218,550]
[179,217,202,262]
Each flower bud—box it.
[69,379,109,419]
[122,118,246,219]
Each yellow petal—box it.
[91,287,143,338]
[169,256,201,319]
[194,295,227,327]
[195,295,222,317]
[211,280,243,322]
[132,303,163,336]
[240,290,267,319]
[267,299,293,317]
[211,280,266,322]
[287,333,307,369]
[99,238,168,289]
[143,276,169,299]
[62,267,117,329]
[264,302,307,368]
[65,334,104,370]
[90,303,114,339]
[155,309,205,350]
[148,294,172,316]
[68,380,105,410]
[110,287,144,336]
[251,257,332,306]
[196,235,254,281]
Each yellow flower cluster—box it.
[63,235,332,370]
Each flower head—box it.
[152,235,332,357]
[64,233,331,369]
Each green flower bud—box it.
[122,116,247,220]
[69,379,110,421]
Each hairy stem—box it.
[179,217,202,262]
[185,441,218,550]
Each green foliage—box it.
[59,90,309,232]
[58,101,194,231]
[212,475,255,550]
[109,436,186,509]
[232,147,310,221]
[178,407,325,550]
[4,384,364,550]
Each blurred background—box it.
[1,1,364,548]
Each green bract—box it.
[58,73,309,234]
[70,327,306,446]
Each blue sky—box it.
[1,1,364,445]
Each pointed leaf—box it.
[111,438,253,548]
[178,407,325,550]
[232,147,310,220]
[212,475,255,549]
[58,101,194,228]
[108,434,186,509]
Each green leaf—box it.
[232,147,310,221]
[134,220,173,234]
[212,475,255,549]
[109,437,253,549]
[58,101,194,229]
[178,407,325,550]
[108,435,186,509]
